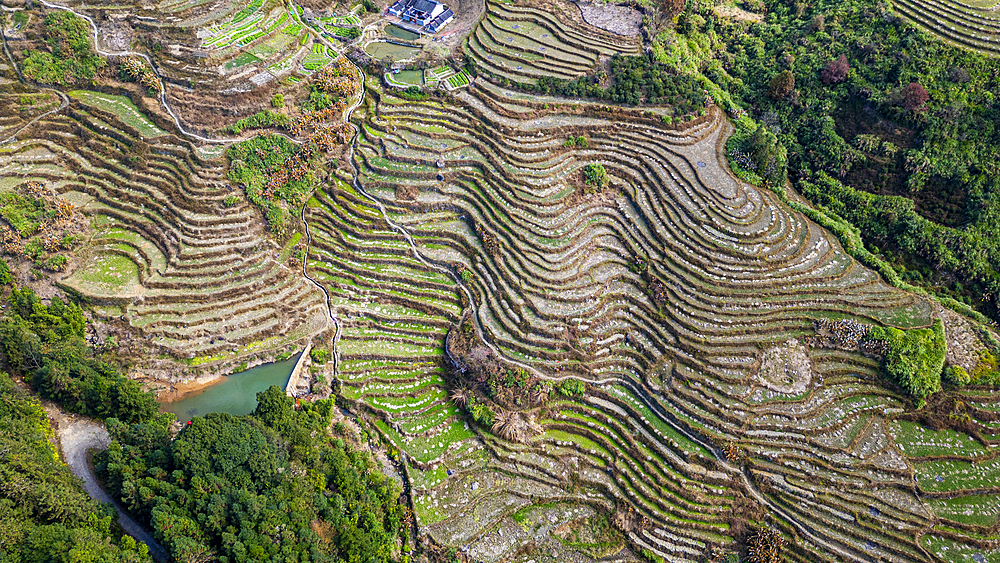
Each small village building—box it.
[387,0,454,32]
[426,8,454,32]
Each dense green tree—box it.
[0,372,151,563]
[0,287,158,423]
[867,320,946,399]
[745,124,787,186]
[252,385,295,430]
[99,387,403,563]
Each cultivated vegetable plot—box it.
[301,43,334,71]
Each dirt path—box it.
[56,416,169,563]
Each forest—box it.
[98,387,407,563]
[0,285,160,424]
[681,0,1000,320]
[0,273,405,563]
[0,371,152,563]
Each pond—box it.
[159,353,301,423]
[365,41,420,62]
[385,24,421,41]
[392,69,424,85]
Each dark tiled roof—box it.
[412,0,436,14]
[428,8,452,28]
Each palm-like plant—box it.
[491,408,522,442]
[449,387,469,407]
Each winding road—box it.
[59,419,169,563]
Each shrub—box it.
[0,258,12,286]
[866,319,946,399]
[271,94,285,108]
[310,348,331,364]
[399,85,428,101]
[948,67,971,84]
[222,194,240,207]
[527,52,704,110]
[227,134,312,237]
[227,110,291,134]
[557,379,585,397]
[466,395,495,426]
[42,255,68,271]
[767,70,795,100]
[664,0,684,18]
[583,163,609,193]
[748,527,786,563]
[943,365,971,386]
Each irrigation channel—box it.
[4,2,878,557]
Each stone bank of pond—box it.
[159,353,301,423]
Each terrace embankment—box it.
[890,0,1000,57]
[465,0,641,85]
[331,78,988,561]
[0,90,328,379]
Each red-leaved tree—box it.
[821,55,849,85]
[902,82,929,111]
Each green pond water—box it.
[365,41,420,62]
[392,69,424,85]
[385,24,421,41]
[159,353,300,423]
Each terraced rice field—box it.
[303,179,475,468]
[892,0,1000,56]
[302,75,1000,561]
[67,91,167,139]
[466,0,641,85]
[0,91,327,365]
